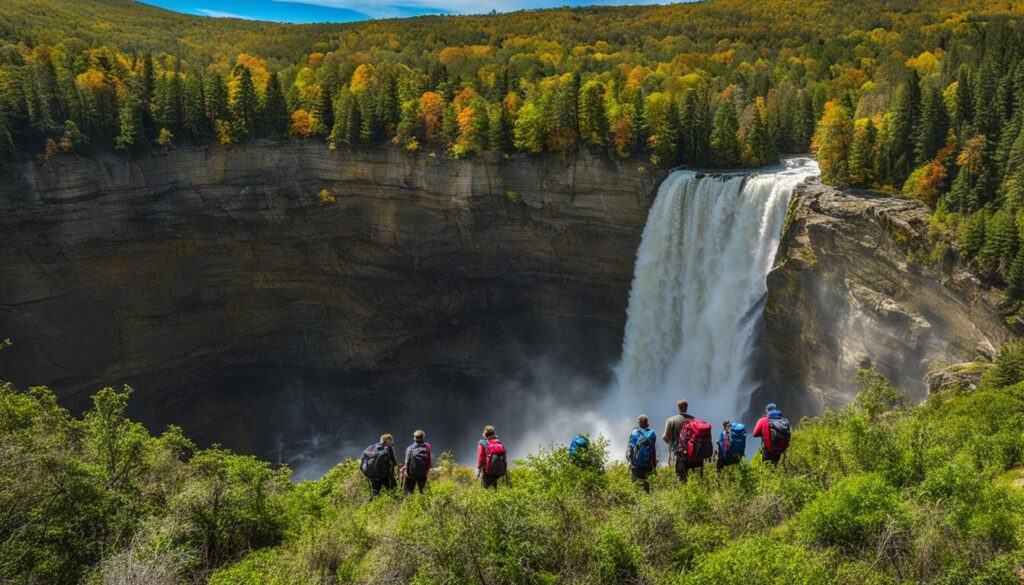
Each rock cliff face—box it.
[764,179,1011,410]
[0,142,661,462]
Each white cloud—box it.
[196,8,258,19]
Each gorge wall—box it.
[0,142,660,462]
[1,145,1012,467]
[763,179,1011,411]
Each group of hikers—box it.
[359,400,791,498]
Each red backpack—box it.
[480,438,508,477]
[678,418,714,463]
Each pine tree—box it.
[679,89,711,166]
[230,66,258,140]
[1007,250,1024,299]
[849,119,878,187]
[488,102,513,153]
[312,84,333,138]
[182,75,206,141]
[978,208,1018,279]
[0,114,14,164]
[915,86,949,165]
[953,66,974,138]
[710,100,741,167]
[578,80,609,149]
[884,70,921,186]
[140,53,156,136]
[260,71,288,138]
[204,73,229,126]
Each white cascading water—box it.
[612,158,819,434]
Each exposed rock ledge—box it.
[0,142,661,460]
[764,179,1011,411]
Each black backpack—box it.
[360,442,393,480]
[406,442,431,479]
[768,416,791,453]
[480,439,508,477]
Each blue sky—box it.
[142,0,670,23]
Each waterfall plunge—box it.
[612,158,819,432]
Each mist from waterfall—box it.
[519,159,819,458]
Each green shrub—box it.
[794,473,904,550]
[678,536,829,584]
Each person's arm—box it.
[650,433,658,467]
[626,432,635,464]
[662,418,672,444]
[425,443,432,474]
[477,441,485,470]
[753,418,764,438]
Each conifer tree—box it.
[884,70,921,186]
[916,86,949,165]
[849,119,878,187]
[260,71,288,138]
[182,75,206,141]
[230,66,258,140]
[710,100,741,167]
[679,89,711,166]
[312,84,333,138]
[578,80,609,149]
[204,73,229,126]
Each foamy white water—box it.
[610,158,819,438]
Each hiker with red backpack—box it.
[627,415,658,492]
[753,403,791,466]
[403,430,432,495]
[360,433,400,500]
[476,425,508,489]
[674,407,713,482]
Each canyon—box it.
[0,143,1010,465]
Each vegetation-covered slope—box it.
[4,345,1024,584]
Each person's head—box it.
[380,433,393,445]
[766,403,778,415]
[723,420,731,430]
[483,425,495,439]
[413,430,425,443]
[637,415,649,429]
[677,399,689,414]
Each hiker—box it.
[716,420,746,470]
[569,433,590,464]
[627,415,657,492]
[753,403,791,466]
[675,411,713,482]
[476,425,508,489]
[403,430,432,495]
[360,433,400,499]
[662,399,694,468]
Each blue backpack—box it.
[722,423,746,462]
[569,434,590,457]
[629,428,655,469]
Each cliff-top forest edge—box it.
[4,0,1024,310]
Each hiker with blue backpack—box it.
[403,430,432,495]
[569,433,589,461]
[360,433,400,500]
[753,403,791,466]
[627,415,657,492]
[716,420,746,470]
[476,425,508,489]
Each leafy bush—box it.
[794,473,904,550]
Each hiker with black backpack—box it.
[675,410,713,482]
[753,403,791,466]
[716,420,746,470]
[627,415,657,492]
[476,425,508,489]
[403,430,432,495]
[360,433,400,500]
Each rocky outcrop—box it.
[925,362,991,394]
[0,142,661,462]
[764,180,1010,411]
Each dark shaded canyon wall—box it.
[763,179,1011,412]
[0,142,662,460]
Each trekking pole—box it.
[505,470,513,488]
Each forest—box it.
[3,0,1024,309]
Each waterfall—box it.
[613,158,819,431]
